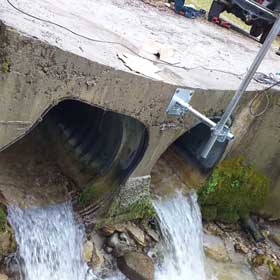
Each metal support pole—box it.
[201,16,280,159]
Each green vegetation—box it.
[78,182,106,207]
[199,157,269,223]
[252,255,280,278]
[95,197,156,229]
[108,196,156,221]
[1,62,9,73]
[0,207,6,232]
[1,57,11,73]
[268,260,280,278]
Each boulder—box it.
[107,232,136,257]
[234,242,249,255]
[107,233,120,248]
[0,274,8,280]
[204,234,229,262]
[143,225,159,242]
[83,241,93,263]
[126,224,146,246]
[117,252,154,280]
[91,245,104,271]
[270,231,280,247]
[0,228,16,258]
[100,224,126,236]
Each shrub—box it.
[198,157,269,223]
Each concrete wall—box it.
[227,92,280,218]
[1,23,280,216]
[0,22,234,165]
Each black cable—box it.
[5,0,243,78]
[254,72,280,85]
[249,80,280,117]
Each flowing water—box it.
[154,192,207,280]
[8,192,208,280]
[8,202,95,280]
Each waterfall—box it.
[8,202,95,280]
[7,192,209,280]
[154,192,207,280]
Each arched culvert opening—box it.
[174,117,230,170]
[0,100,148,210]
[43,100,148,209]
[151,117,230,196]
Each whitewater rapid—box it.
[8,192,209,280]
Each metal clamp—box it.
[166,88,234,152]
[166,88,193,116]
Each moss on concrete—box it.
[0,208,6,233]
[1,62,9,73]
[0,57,11,73]
[199,157,269,223]
[95,197,156,229]
[78,182,106,207]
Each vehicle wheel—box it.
[250,25,263,37]
[260,24,272,44]
[208,0,227,21]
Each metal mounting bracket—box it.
[166,88,193,116]
[166,88,234,148]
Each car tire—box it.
[250,25,263,37]
[260,24,273,44]
[208,0,227,21]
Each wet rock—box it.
[254,248,265,255]
[0,274,8,280]
[253,264,271,280]
[251,254,267,267]
[100,224,126,236]
[107,233,120,248]
[1,253,21,280]
[270,231,280,247]
[143,225,159,242]
[234,242,249,254]
[117,252,154,280]
[119,232,130,243]
[0,228,16,259]
[83,240,93,262]
[100,225,116,236]
[91,244,104,271]
[204,234,229,262]
[107,232,136,257]
[204,223,224,237]
[126,224,146,246]
[104,246,113,254]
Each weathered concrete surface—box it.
[0,21,238,152]
[0,0,279,90]
[0,0,280,216]
[227,92,280,218]
[0,125,71,207]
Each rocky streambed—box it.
[0,135,278,280]
[0,194,279,280]
[80,217,280,280]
